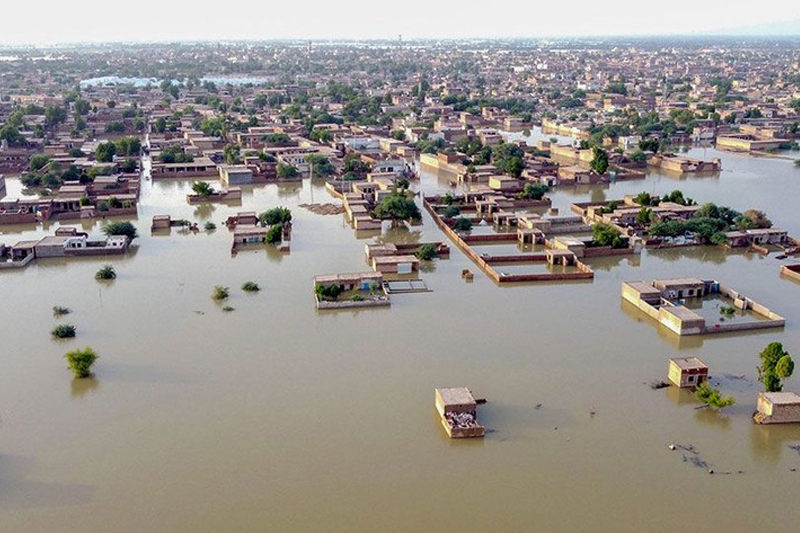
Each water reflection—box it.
[70,377,100,399]
[192,203,216,220]
[750,424,799,465]
[693,406,732,430]
[664,385,697,406]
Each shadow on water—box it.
[0,455,95,509]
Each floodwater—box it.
[1,144,800,532]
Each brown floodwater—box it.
[1,138,800,532]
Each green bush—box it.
[315,284,343,301]
[443,205,461,218]
[102,221,138,240]
[453,218,473,232]
[51,324,76,338]
[52,305,71,317]
[259,207,292,226]
[65,347,98,378]
[241,281,260,292]
[266,224,283,244]
[212,285,230,301]
[204,221,217,231]
[695,382,735,410]
[416,243,438,261]
[95,265,116,280]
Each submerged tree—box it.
[191,181,216,197]
[695,382,735,410]
[590,146,609,174]
[65,347,98,379]
[95,265,117,280]
[372,191,421,222]
[102,221,138,241]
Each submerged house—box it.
[754,392,800,424]
[667,357,709,388]
[435,388,485,439]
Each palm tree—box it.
[191,181,215,197]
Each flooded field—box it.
[1,144,800,532]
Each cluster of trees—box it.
[305,154,334,177]
[315,284,343,301]
[758,342,794,393]
[277,163,299,180]
[592,223,627,248]
[96,136,142,163]
[372,190,421,222]
[492,143,525,178]
[158,145,194,164]
[648,202,772,243]
[259,207,292,226]
[517,183,548,201]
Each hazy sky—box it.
[3,1,800,44]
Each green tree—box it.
[639,138,660,153]
[372,191,421,222]
[96,142,117,163]
[266,224,283,244]
[592,223,625,248]
[453,217,473,232]
[95,265,116,280]
[223,143,241,164]
[102,221,138,240]
[590,146,609,174]
[637,207,653,225]
[259,207,292,226]
[695,382,735,410]
[44,105,67,127]
[305,154,334,176]
[416,243,438,260]
[517,183,548,200]
[758,342,794,392]
[277,163,298,180]
[64,347,98,379]
[735,209,772,230]
[29,154,51,172]
[191,181,216,197]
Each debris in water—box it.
[534,403,543,410]
[650,380,670,390]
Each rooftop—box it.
[761,392,800,405]
[670,357,708,371]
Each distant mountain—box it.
[710,18,800,36]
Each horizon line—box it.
[2,33,800,48]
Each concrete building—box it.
[219,165,254,185]
[434,388,485,439]
[755,392,800,424]
[668,357,709,388]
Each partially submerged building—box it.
[754,392,800,424]
[668,357,709,388]
[434,388,485,439]
[622,278,785,336]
